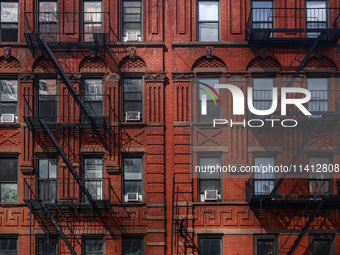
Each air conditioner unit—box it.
[127,192,139,202]
[1,114,15,123]
[204,190,218,201]
[125,111,141,121]
[127,32,138,41]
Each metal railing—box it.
[23,94,114,124]
[24,177,113,204]
[246,8,340,41]
[24,11,110,43]
[246,177,340,202]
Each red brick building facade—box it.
[0,0,339,254]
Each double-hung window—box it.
[306,0,327,38]
[310,235,334,255]
[253,156,275,195]
[198,77,220,122]
[0,1,18,42]
[38,157,58,202]
[252,0,273,30]
[307,78,329,116]
[83,157,104,201]
[83,0,103,42]
[0,237,17,254]
[254,235,278,255]
[0,157,18,202]
[123,156,143,202]
[309,157,330,195]
[122,0,142,42]
[0,79,18,122]
[199,236,222,255]
[84,78,104,117]
[83,237,104,255]
[38,1,57,41]
[198,156,221,202]
[38,79,58,122]
[123,78,143,122]
[252,77,274,111]
[123,237,144,255]
[198,0,219,41]
[36,237,58,255]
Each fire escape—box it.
[246,7,340,255]
[22,11,128,254]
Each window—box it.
[123,237,144,255]
[38,158,58,202]
[309,157,330,195]
[307,78,328,116]
[36,237,57,255]
[198,77,220,122]
[38,79,58,122]
[198,0,219,41]
[252,78,274,111]
[306,0,327,38]
[83,0,103,42]
[123,78,143,122]
[0,237,17,254]
[254,235,278,255]
[252,1,273,30]
[84,157,104,201]
[83,237,104,255]
[123,156,143,202]
[0,157,17,202]
[198,156,221,202]
[38,1,57,41]
[122,0,142,42]
[310,235,335,255]
[84,79,104,117]
[199,236,222,255]
[253,156,275,195]
[0,79,18,122]
[0,1,18,42]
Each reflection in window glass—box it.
[198,78,220,122]
[306,1,327,38]
[0,238,17,254]
[0,2,18,41]
[254,157,275,195]
[84,79,103,116]
[123,238,144,255]
[122,0,142,41]
[0,157,18,202]
[252,78,274,111]
[83,1,103,42]
[0,80,18,118]
[123,78,143,121]
[38,79,58,122]
[84,158,103,200]
[84,238,104,255]
[123,157,143,201]
[39,1,57,41]
[257,239,275,255]
[198,1,219,41]
[199,237,221,255]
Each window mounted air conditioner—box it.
[127,32,138,41]
[125,111,141,121]
[1,114,15,123]
[127,192,139,202]
[204,190,218,201]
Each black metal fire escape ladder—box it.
[270,32,325,197]
[287,199,325,255]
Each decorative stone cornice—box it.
[19,74,34,83]
[172,72,194,82]
[145,72,167,82]
[67,73,81,82]
[226,73,248,81]
[20,165,32,175]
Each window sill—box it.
[193,201,248,206]
[172,41,249,47]
[0,123,21,128]
[0,202,21,206]
[122,202,146,206]
[110,41,165,47]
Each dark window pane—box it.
[124,102,142,113]
[0,158,18,181]
[124,181,142,194]
[199,180,220,193]
[1,27,18,42]
[124,92,142,101]
[84,238,104,255]
[0,238,17,250]
[123,238,143,255]
[37,238,57,255]
[312,239,330,255]
[124,79,142,91]
[200,238,221,255]
[257,239,275,255]
[0,103,17,114]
